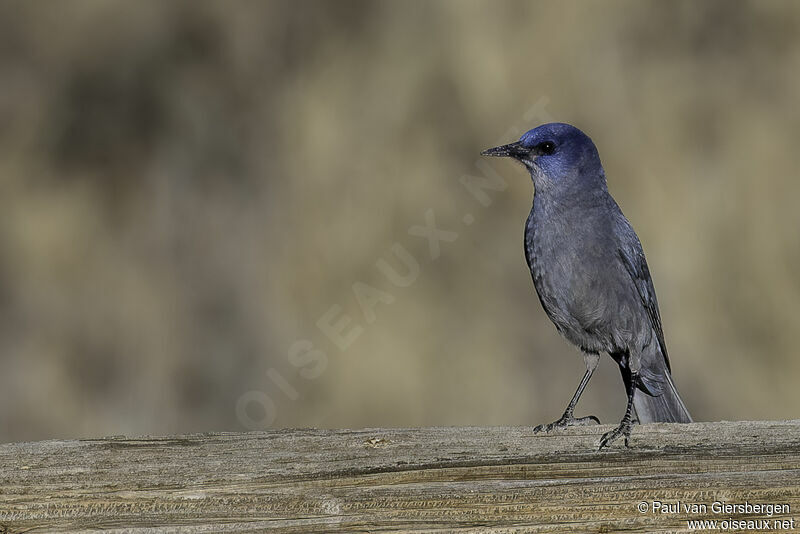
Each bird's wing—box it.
[617,244,672,373]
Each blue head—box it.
[481,123,606,192]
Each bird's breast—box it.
[525,203,629,350]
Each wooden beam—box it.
[1,420,800,532]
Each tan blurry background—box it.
[1,0,799,443]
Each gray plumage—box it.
[482,122,691,449]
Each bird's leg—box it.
[534,352,600,433]
[598,370,638,450]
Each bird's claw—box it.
[598,419,633,450]
[533,414,600,433]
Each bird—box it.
[481,122,692,449]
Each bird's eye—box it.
[537,141,556,155]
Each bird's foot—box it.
[533,414,600,433]
[598,418,633,450]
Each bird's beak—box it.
[480,141,526,159]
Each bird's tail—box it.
[633,372,692,423]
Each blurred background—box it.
[1,0,799,443]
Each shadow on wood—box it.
[1,420,800,532]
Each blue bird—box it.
[482,123,692,449]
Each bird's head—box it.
[481,123,605,192]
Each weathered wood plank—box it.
[1,421,800,532]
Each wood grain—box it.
[1,421,800,532]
